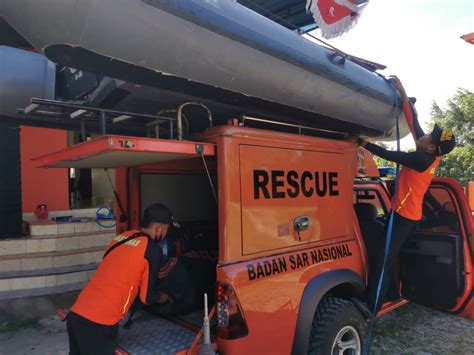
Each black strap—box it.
[103,232,145,259]
[104,168,126,221]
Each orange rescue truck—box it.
[37,122,474,354]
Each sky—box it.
[308,0,474,148]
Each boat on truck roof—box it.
[1,0,410,139]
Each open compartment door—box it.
[400,178,474,320]
[33,135,215,168]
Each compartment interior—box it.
[119,159,218,353]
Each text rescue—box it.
[253,170,339,199]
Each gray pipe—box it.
[177,102,213,141]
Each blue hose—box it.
[363,108,401,355]
[96,206,116,229]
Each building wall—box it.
[20,126,69,213]
[0,121,22,238]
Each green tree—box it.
[435,147,474,185]
[429,89,474,185]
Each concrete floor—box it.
[0,292,78,324]
[0,316,68,355]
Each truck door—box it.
[399,178,474,320]
[34,135,215,169]
[33,134,216,228]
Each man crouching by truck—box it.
[353,76,456,314]
[66,203,174,355]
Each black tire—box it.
[308,297,367,355]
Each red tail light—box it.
[216,282,249,339]
[114,348,129,355]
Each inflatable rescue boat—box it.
[0,0,409,138]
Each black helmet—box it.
[141,203,173,227]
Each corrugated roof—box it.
[237,0,316,31]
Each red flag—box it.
[306,0,368,39]
[461,32,474,45]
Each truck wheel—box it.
[308,297,367,355]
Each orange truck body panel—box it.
[110,126,473,352]
[195,127,365,353]
[202,126,359,263]
[356,148,380,178]
[216,241,364,354]
[468,181,474,212]
[117,126,369,353]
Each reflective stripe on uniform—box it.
[122,284,134,315]
[396,187,412,213]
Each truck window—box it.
[419,187,460,234]
[353,189,388,222]
[353,187,387,265]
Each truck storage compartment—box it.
[118,168,218,354]
[34,136,218,354]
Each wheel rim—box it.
[331,325,361,355]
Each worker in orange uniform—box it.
[66,203,174,354]
[354,76,456,314]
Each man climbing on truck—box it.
[354,76,456,314]
[66,203,174,355]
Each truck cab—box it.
[36,123,474,354]
[354,174,474,318]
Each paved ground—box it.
[370,303,474,354]
[0,303,473,354]
[0,317,68,355]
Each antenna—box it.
[199,293,215,355]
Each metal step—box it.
[118,312,198,355]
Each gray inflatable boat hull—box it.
[0,0,408,139]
